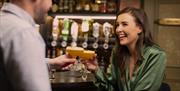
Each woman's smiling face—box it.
[115,13,142,46]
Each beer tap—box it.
[81,19,90,49]
[92,22,100,49]
[70,21,79,47]
[102,22,112,50]
[51,17,59,58]
[50,17,60,79]
[61,18,70,54]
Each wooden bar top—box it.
[50,71,98,91]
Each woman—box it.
[85,7,167,91]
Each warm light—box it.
[55,15,116,20]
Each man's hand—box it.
[49,55,76,70]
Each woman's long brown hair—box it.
[113,7,155,78]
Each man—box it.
[0,0,76,91]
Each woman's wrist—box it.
[91,66,99,74]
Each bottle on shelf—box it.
[63,0,69,13]
[91,3,99,13]
[51,0,59,13]
[68,0,75,13]
[99,0,107,13]
[84,0,91,12]
[49,0,117,14]
[107,0,117,13]
[75,0,84,12]
[58,0,63,13]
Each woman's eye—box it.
[115,23,119,27]
[122,23,128,26]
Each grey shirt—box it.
[0,3,51,91]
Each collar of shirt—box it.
[1,3,36,27]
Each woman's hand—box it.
[82,55,99,72]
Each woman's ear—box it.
[137,25,143,34]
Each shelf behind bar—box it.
[54,14,116,20]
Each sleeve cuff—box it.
[45,58,51,71]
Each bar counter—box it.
[51,71,98,91]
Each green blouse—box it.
[94,45,167,91]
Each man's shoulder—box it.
[0,13,35,46]
[2,13,31,29]
[1,12,33,34]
